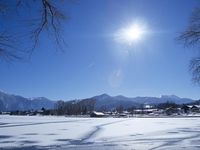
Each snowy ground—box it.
[0,115,200,150]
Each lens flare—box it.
[115,22,147,46]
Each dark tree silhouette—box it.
[54,98,96,116]
[0,0,68,61]
[178,6,200,84]
[0,34,22,61]
[190,57,200,83]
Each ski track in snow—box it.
[0,116,200,150]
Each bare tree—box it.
[0,0,68,61]
[0,34,21,61]
[30,0,67,51]
[178,7,200,47]
[178,6,200,84]
[190,57,200,83]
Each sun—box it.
[122,25,143,41]
[115,22,147,46]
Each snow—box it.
[0,115,200,150]
[91,111,105,115]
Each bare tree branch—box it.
[178,7,200,47]
[0,0,68,61]
[178,6,200,85]
[31,0,67,53]
[190,57,200,84]
[0,33,22,62]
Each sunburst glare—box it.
[115,22,147,46]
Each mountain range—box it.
[92,94,195,110]
[0,91,55,111]
[0,91,197,111]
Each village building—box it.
[90,111,105,117]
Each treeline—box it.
[4,100,190,116]
[54,98,96,115]
[156,101,179,109]
[54,100,181,115]
[9,108,55,116]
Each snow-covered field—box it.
[0,115,200,150]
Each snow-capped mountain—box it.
[0,91,55,111]
[0,91,196,111]
[91,93,195,110]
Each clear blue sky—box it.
[0,0,200,100]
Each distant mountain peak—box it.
[101,93,110,97]
[92,93,111,100]
[0,90,11,95]
[0,92,55,111]
[114,95,127,99]
[161,95,180,99]
[29,97,49,101]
